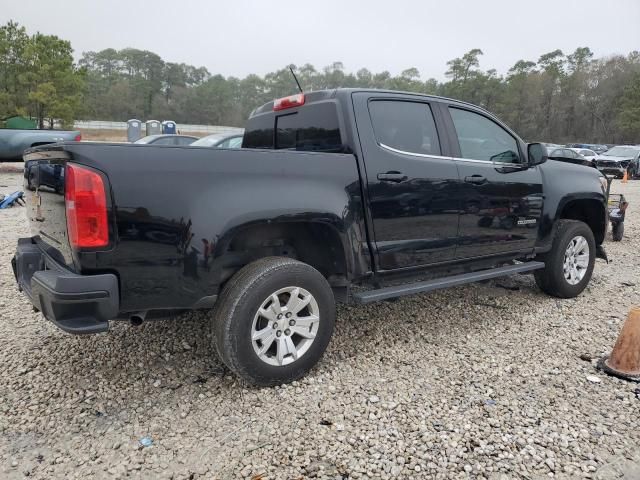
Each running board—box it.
[353,261,545,304]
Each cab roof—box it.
[249,88,492,118]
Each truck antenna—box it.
[289,66,303,94]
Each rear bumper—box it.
[12,237,119,334]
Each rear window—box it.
[242,114,274,149]
[243,102,343,152]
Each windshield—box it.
[604,146,639,157]
[134,136,156,144]
[191,135,225,147]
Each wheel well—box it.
[30,142,54,148]
[560,199,606,244]
[221,222,348,285]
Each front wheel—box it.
[212,257,335,386]
[534,220,596,298]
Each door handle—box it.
[464,175,487,185]
[377,172,408,183]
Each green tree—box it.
[47,29,640,143]
[617,73,640,141]
[22,31,85,128]
[0,21,30,118]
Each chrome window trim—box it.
[453,156,523,167]
[379,142,524,167]
[379,143,451,161]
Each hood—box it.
[597,154,633,162]
[541,153,604,182]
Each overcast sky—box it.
[3,0,640,80]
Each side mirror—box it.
[527,143,548,166]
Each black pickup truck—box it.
[13,89,609,386]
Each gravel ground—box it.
[1,170,639,480]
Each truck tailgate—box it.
[23,149,76,270]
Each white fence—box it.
[73,120,243,135]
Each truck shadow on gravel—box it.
[29,275,552,390]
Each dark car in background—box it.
[596,145,640,178]
[190,132,243,149]
[134,134,198,146]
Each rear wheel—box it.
[534,220,596,298]
[212,257,335,386]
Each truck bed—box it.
[23,142,364,313]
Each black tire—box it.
[612,222,624,241]
[212,257,335,386]
[534,220,596,298]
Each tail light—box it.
[73,133,82,142]
[273,93,305,111]
[65,164,109,248]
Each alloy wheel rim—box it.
[563,235,589,285]
[251,286,320,366]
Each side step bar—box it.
[353,261,545,304]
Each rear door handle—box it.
[464,175,487,185]
[377,172,408,183]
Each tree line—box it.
[1,20,639,143]
[0,21,84,129]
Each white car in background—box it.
[570,148,597,163]
[190,132,244,149]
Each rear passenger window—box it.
[449,107,520,163]
[275,102,342,152]
[369,101,441,156]
[242,114,275,149]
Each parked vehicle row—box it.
[566,143,609,155]
[545,143,640,179]
[133,132,245,149]
[0,130,244,161]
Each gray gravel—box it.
[1,170,640,479]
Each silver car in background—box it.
[190,132,244,149]
[570,148,598,163]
